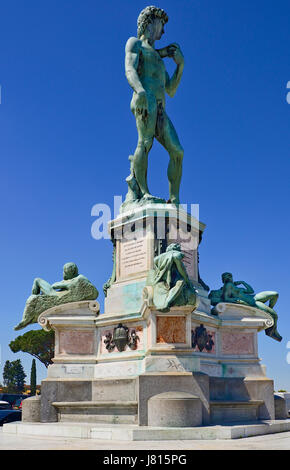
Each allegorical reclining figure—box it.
[14,262,98,330]
[209,272,282,342]
[146,243,197,311]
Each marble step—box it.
[52,401,138,424]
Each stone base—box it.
[148,392,202,427]
[39,374,275,426]
[274,393,289,419]
[36,293,277,428]
[4,419,290,441]
[22,396,41,422]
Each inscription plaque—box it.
[168,220,198,281]
[119,236,148,278]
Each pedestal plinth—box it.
[37,296,275,425]
[104,203,211,316]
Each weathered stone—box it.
[148,391,202,427]
[274,393,288,419]
[40,380,58,423]
[138,372,210,426]
[92,378,137,402]
[22,396,41,422]
[40,379,93,423]
[210,400,263,424]
[244,377,275,420]
[275,392,290,416]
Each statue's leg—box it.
[131,95,157,197]
[32,278,56,296]
[254,291,279,308]
[155,111,184,204]
[254,296,282,342]
[166,280,185,308]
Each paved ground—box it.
[1,428,290,450]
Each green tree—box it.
[30,359,37,396]
[3,359,26,393]
[9,329,54,368]
[3,361,13,392]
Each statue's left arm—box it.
[158,43,184,98]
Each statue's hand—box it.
[167,43,184,66]
[135,91,148,121]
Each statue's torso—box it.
[227,282,255,306]
[137,41,166,102]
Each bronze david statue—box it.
[124,6,185,208]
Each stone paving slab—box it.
[3,419,290,441]
[1,428,290,450]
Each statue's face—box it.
[146,17,164,41]
[154,18,165,40]
[222,273,233,283]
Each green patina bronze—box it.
[209,272,282,342]
[146,243,197,311]
[123,6,184,211]
[103,240,116,297]
[15,263,98,331]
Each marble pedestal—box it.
[32,203,278,429]
[37,297,275,426]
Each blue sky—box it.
[0,0,289,389]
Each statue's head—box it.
[63,262,79,280]
[222,272,233,284]
[137,6,168,40]
[166,243,181,252]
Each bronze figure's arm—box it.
[174,255,191,286]
[125,37,148,119]
[163,43,184,97]
[234,280,254,295]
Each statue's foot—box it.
[140,193,167,204]
[265,326,282,342]
[141,193,154,200]
[271,332,283,342]
[167,197,180,206]
[14,320,29,331]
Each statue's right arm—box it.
[125,37,144,94]
[51,281,69,291]
[125,38,148,119]
[234,281,254,295]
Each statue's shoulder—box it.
[76,274,89,282]
[125,36,142,54]
[155,251,174,265]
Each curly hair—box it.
[137,6,168,39]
